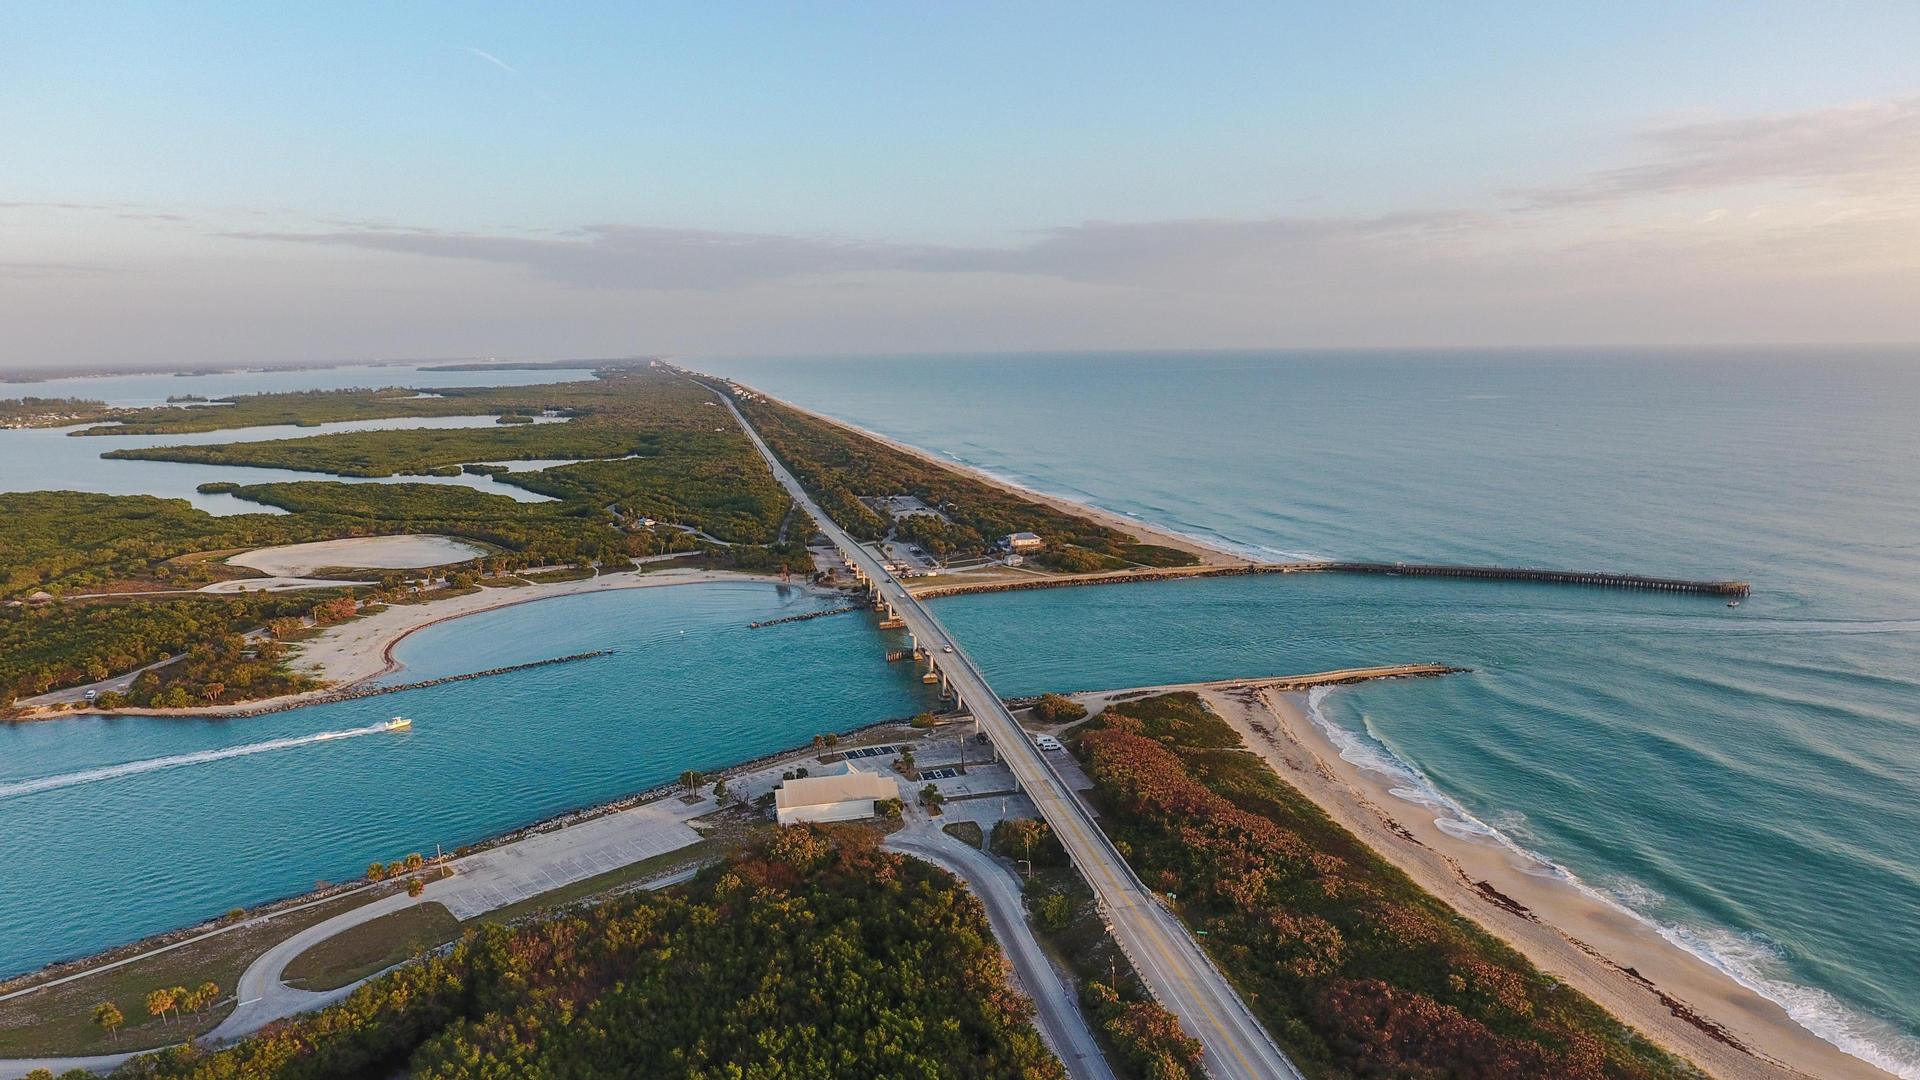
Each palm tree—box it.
[407,878,425,898]
[680,769,705,793]
[91,1001,123,1043]
[367,862,386,882]
[811,734,826,751]
[404,852,424,872]
[188,981,218,1014]
[823,733,839,749]
[145,987,174,1026]
[168,986,189,1022]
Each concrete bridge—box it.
[709,387,1305,1080]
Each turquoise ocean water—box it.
[714,349,1920,1077]
[0,582,933,976]
[2,350,1915,1075]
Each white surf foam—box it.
[0,723,398,801]
[1301,686,1920,1078]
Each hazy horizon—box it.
[10,342,1920,385]
[6,3,1920,370]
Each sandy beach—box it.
[766,396,1249,568]
[227,534,490,577]
[48,569,800,719]
[1071,678,1894,1080]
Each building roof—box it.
[774,764,897,811]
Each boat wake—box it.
[1302,686,1920,1079]
[0,722,399,802]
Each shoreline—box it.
[1071,676,1895,1080]
[0,709,918,995]
[11,569,816,721]
[748,393,1250,568]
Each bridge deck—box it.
[706,383,1304,1080]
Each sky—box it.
[3,2,1919,369]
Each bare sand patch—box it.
[228,535,486,576]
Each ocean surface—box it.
[714,348,1920,1077]
[3,349,1916,1076]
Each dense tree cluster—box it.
[0,492,322,597]
[105,423,638,478]
[0,593,347,705]
[1080,980,1204,1080]
[109,827,1066,1080]
[1029,692,1088,725]
[990,817,1069,868]
[0,397,114,425]
[120,630,321,708]
[1072,693,1698,1080]
[733,394,1198,568]
[71,385,589,437]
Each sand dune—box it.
[228,535,486,576]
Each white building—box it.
[774,763,898,825]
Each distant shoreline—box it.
[754,392,1252,568]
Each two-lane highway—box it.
[707,383,1303,1080]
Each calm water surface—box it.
[0,583,931,973]
[717,348,1920,1076]
[0,415,565,513]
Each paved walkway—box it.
[0,797,708,1079]
[214,795,705,1038]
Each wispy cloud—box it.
[459,46,520,77]
[225,212,1487,293]
[1520,95,1920,206]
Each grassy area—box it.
[281,903,462,992]
[70,385,592,437]
[940,821,984,848]
[0,888,388,1058]
[516,566,595,584]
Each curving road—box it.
[708,383,1304,1080]
[886,829,1115,1080]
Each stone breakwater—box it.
[914,562,1750,600]
[748,605,860,628]
[158,651,616,719]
